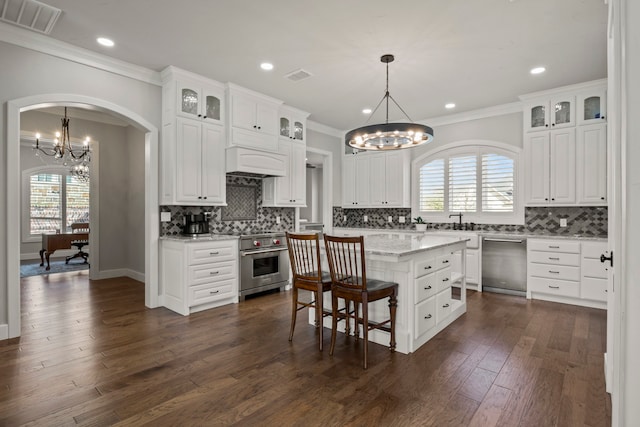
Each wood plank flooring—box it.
[0,271,611,426]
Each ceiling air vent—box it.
[0,0,62,35]
[284,68,313,82]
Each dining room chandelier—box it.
[345,54,434,151]
[33,107,91,181]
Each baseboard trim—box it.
[21,250,78,261]
[96,268,144,283]
[0,324,8,341]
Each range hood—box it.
[226,146,287,177]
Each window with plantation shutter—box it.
[413,144,521,224]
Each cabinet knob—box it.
[198,196,202,199]
[551,123,555,126]
[203,116,207,119]
[253,125,257,129]
[601,197,605,200]
[203,197,207,200]
[545,198,549,201]
[257,126,261,130]
[551,198,555,201]
[545,124,549,127]
[602,116,606,119]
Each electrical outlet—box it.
[276,216,281,224]
[343,215,347,222]
[388,216,393,223]
[160,211,171,222]
[560,218,567,227]
[399,216,406,223]
[363,215,368,222]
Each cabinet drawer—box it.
[436,267,452,293]
[415,273,437,303]
[437,253,453,270]
[581,277,607,302]
[436,290,452,322]
[188,261,236,286]
[528,240,580,254]
[528,276,579,298]
[188,241,236,265]
[414,256,436,278]
[528,263,580,281]
[415,297,436,338]
[582,258,608,279]
[528,251,580,266]
[188,279,236,306]
[582,241,607,258]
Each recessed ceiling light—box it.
[362,108,372,114]
[96,37,114,47]
[445,103,456,109]
[530,66,546,75]
[260,62,274,71]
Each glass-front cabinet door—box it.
[549,96,575,129]
[176,81,224,124]
[204,94,221,122]
[526,102,549,132]
[577,89,607,125]
[280,117,290,138]
[179,86,199,118]
[293,120,304,141]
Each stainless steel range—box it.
[239,231,289,300]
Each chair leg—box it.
[289,286,298,342]
[316,285,323,351]
[362,300,369,369]
[330,293,339,356]
[354,303,360,339]
[344,300,351,336]
[389,291,397,352]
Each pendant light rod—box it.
[363,54,414,126]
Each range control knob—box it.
[273,239,281,245]
[253,241,261,247]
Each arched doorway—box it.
[6,94,159,339]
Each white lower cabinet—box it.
[527,238,607,308]
[161,239,239,315]
[413,248,454,340]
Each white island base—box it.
[313,234,468,355]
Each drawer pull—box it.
[209,290,220,294]
[424,314,432,320]
[442,278,449,282]
[209,251,219,255]
[548,245,560,249]
[548,257,560,261]
[443,303,450,308]
[549,270,560,274]
[548,285,560,289]
[424,285,432,290]
[210,271,220,275]
[442,260,449,264]
[424,265,432,270]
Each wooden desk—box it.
[39,233,89,270]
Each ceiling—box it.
[24,0,607,132]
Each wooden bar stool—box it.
[323,234,398,369]
[285,232,334,351]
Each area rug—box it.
[20,260,89,278]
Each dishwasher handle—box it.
[483,238,524,244]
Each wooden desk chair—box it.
[285,232,335,351]
[323,234,398,369]
[66,222,89,265]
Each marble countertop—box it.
[160,234,239,242]
[362,233,469,257]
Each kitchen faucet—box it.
[449,213,463,230]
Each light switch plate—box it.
[363,215,368,222]
[276,216,281,224]
[160,211,171,222]
[560,218,567,227]
[399,216,406,223]
[388,216,393,223]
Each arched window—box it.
[22,166,90,241]
[413,142,523,224]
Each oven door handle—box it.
[240,247,288,257]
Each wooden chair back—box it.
[323,234,367,291]
[285,232,323,284]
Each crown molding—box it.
[307,120,343,138]
[419,101,524,127]
[0,22,161,86]
[518,78,607,101]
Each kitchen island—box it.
[317,233,468,354]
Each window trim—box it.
[412,140,524,225]
[21,165,90,243]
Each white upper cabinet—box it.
[227,83,282,152]
[342,154,371,207]
[524,95,575,132]
[262,140,307,207]
[577,88,607,125]
[577,123,607,204]
[279,105,308,142]
[176,80,224,125]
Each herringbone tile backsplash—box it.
[333,206,607,236]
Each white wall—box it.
[306,129,342,205]
[0,41,161,329]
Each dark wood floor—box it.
[0,271,610,426]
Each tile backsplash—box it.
[160,176,295,236]
[333,206,608,236]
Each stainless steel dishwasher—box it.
[482,236,527,296]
